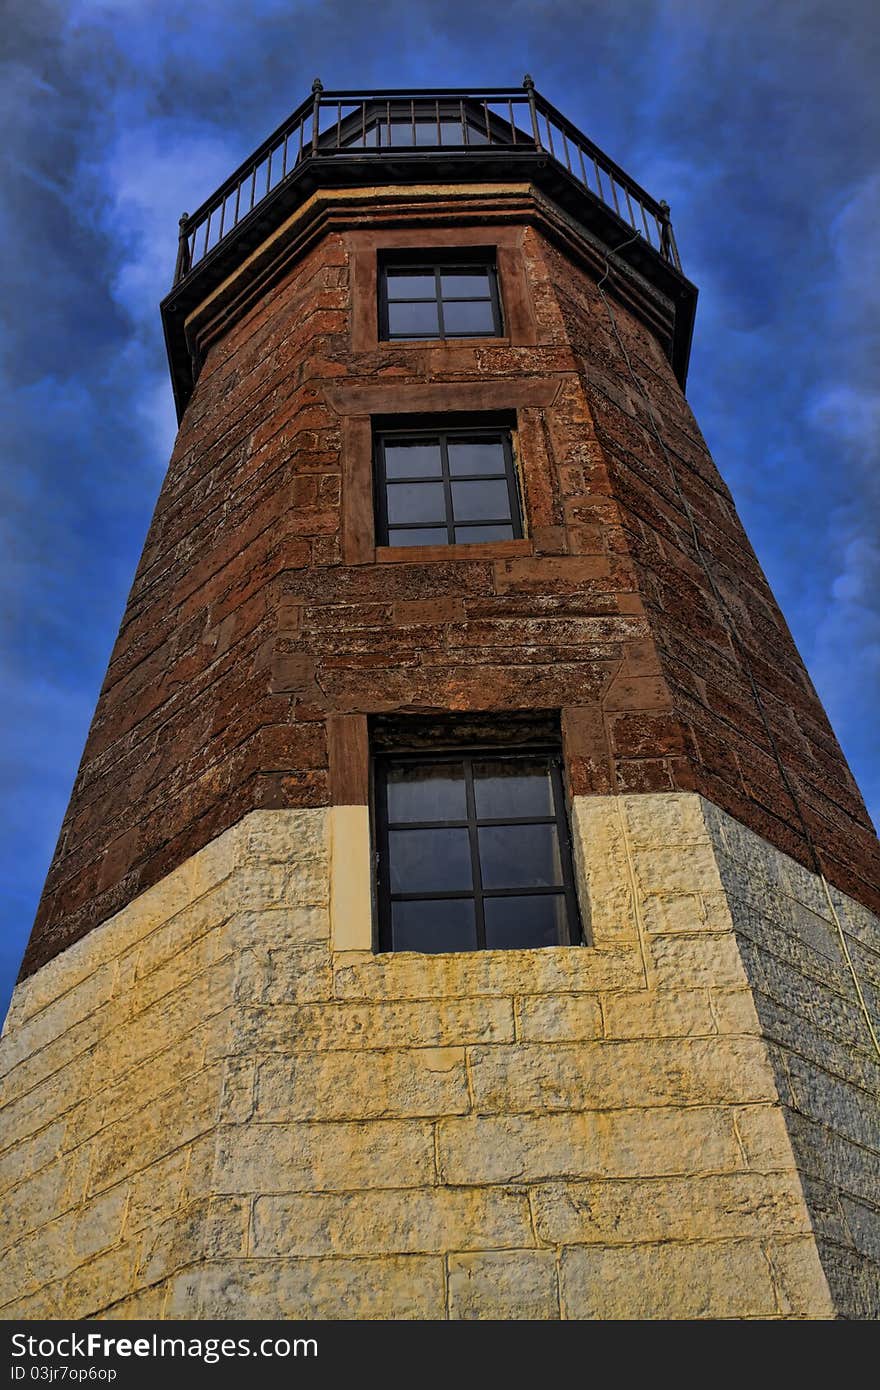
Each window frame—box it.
[373,744,583,953]
[373,421,524,548]
[378,254,504,341]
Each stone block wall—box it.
[5,793,877,1318]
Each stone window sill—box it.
[375,538,533,564]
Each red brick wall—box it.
[23,210,880,975]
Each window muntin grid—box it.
[374,748,582,952]
[374,426,522,547]
[341,115,491,149]
[380,260,502,340]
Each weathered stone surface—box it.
[236,996,515,1051]
[438,1107,745,1185]
[214,1120,436,1192]
[649,931,749,989]
[602,988,716,1038]
[332,944,644,1001]
[255,1047,470,1120]
[251,1187,534,1256]
[467,1037,778,1112]
[531,1172,811,1245]
[170,1256,446,1319]
[448,1250,559,1319]
[2,784,878,1321]
[560,1240,811,1319]
[515,994,602,1042]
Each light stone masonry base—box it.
[1,793,877,1318]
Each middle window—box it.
[374,423,524,548]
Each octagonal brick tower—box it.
[2,81,879,1320]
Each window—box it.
[340,112,490,149]
[374,742,582,953]
[379,256,502,340]
[374,423,523,547]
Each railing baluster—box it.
[577,143,588,190]
[523,74,541,147]
[171,85,682,284]
[174,213,191,284]
[311,77,323,155]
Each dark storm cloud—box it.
[1,0,878,1013]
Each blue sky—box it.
[2,0,878,1017]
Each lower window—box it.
[374,745,582,952]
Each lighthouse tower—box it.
[2,81,879,1320]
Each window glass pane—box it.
[453,524,514,544]
[383,441,442,478]
[386,527,449,547]
[440,270,491,298]
[478,823,563,889]
[465,123,490,145]
[386,762,467,822]
[386,481,445,525]
[439,120,466,144]
[388,120,415,146]
[483,895,567,949]
[386,272,436,299]
[447,439,506,476]
[388,828,473,893]
[387,301,440,337]
[441,299,496,335]
[451,479,511,523]
[473,760,554,819]
[414,121,441,146]
[392,899,478,952]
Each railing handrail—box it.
[183,91,316,230]
[315,86,531,98]
[175,83,681,286]
[530,90,664,217]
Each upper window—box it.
[379,257,502,340]
[374,742,582,953]
[374,423,523,547]
[340,113,490,150]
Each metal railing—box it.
[173,78,681,285]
